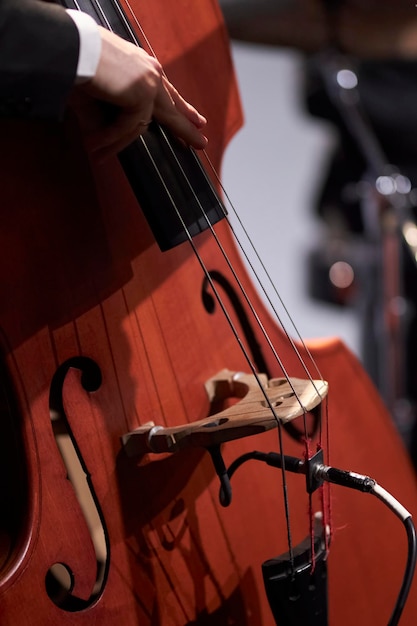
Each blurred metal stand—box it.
[311,51,417,441]
[219,0,417,448]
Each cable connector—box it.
[313,464,376,493]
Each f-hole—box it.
[46,357,109,611]
[202,271,271,377]
[202,274,321,442]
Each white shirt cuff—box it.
[66,9,102,83]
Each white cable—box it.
[372,483,412,522]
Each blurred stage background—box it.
[222,41,358,348]
[218,0,417,459]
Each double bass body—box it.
[1,1,417,624]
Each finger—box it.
[153,83,208,149]
[163,78,207,129]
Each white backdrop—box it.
[222,42,361,355]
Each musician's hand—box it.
[80,27,208,158]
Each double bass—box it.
[1,0,417,624]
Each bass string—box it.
[100,0,328,569]
[116,0,320,371]
[183,35,332,551]
[87,0,332,569]
[185,53,333,550]
[138,111,303,561]
[72,0,323,393]
[121,0,326,402]
[96,0,302,450]
[69,0,278,587]
[202,150,325,386]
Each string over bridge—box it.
[122,369,328,457]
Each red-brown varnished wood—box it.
[1,1,417,625]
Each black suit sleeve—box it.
[0,0,80,119]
